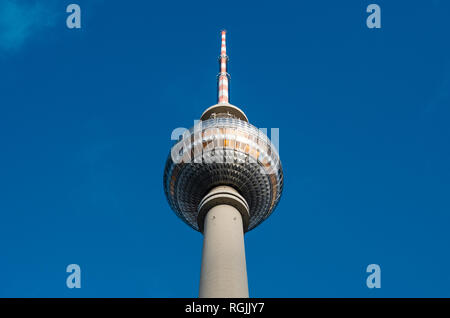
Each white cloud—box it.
[0,0,58,52]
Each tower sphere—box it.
[163,104,283,232]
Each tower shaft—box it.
[198,186,249,298]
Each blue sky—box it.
[0,0,449,297]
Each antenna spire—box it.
[217,30,230,104]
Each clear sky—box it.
[0,0,449,297]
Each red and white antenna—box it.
[217,30,230,104]
[200,30,248,122]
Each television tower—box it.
[163,30,283,298]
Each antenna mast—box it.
[218,30,230,104]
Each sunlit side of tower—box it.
[163,31,283,298]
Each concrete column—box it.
[198,186,249,298]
